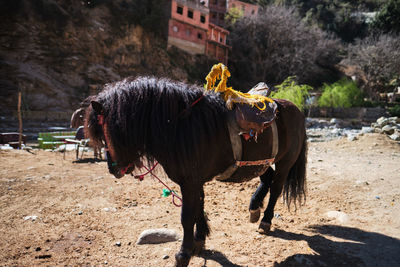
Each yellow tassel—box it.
[205,63,273,110]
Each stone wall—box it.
[308,107,387,122]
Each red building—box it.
[206,23,229,65]
[168,0,209,55]
[167,0,230,64]
[227,0,259,18]
[209,0,227,27]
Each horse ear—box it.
[91,101,103,114]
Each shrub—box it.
[388,105,400,116]
[228,5,342,90]
[270,77,312,111]
[343,34,400,99]
[318,79,364,108]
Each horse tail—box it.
[283,133,307,209]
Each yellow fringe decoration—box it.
[205,63,274,110]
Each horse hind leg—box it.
[249,167,274,223]
[258,168,289,234]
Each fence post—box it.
[18,92,22,149]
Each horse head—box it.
[89,100,135,179]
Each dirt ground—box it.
[1,133,399,267]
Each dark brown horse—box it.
[86,76,307,267]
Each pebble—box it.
[136,229,180,245]
[375,196,381,200]
[325,211,349,223]
[163,255,169,260]
[115,241,121,247]
[23,215,38,221]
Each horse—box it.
[86,76,307,267]
[70,96,102,159]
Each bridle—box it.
[97,114,134,176]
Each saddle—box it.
[234,82,277,140]
[214,82,279,181]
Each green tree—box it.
[270,77,312,111]
[372,0,400,34]
[318,79,364,108]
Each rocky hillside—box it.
[0,0,211,117]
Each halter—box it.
[97,114,134,176]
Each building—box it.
[227,0,259,18]
[209,0,227,27]
[168,0,257,64]
[206,23,229,65]
[168,0,209,55]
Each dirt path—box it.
[0,133,399,266]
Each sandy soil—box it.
[1,133,399,267]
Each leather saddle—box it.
[214,82,279,181]
[234,82,277,140]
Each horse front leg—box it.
[249,167,274,223]
[193,187,209,255]
[175,185,201,267]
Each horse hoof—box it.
[258,222,271,234]
[249,208,261,223]
[193,239,205,255]
[175,251,191,267]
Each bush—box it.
[343,34,400,99]
[228,5,342,90]
[388,105,400,116]
[270,77,312,111]
[318,79,364,108]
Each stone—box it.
[347,135,358,141]
[361,127,374,134]
[389,133,400,141]
[325,211,349,223]
[136,229,180,245]
[381,125,395,135]
[376,117,389,127]
[23,215,38,221]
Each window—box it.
[186,29,191,36]
[211,12,217,19]
[220,37,223,43]
[251,9,255,15]
[200,14,206,23]
[177,5,183,15]
[173,26,178,32]
[197,33,203,40]
[188,9,193,19]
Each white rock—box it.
[137,229,180,244]
[382,125,395,135]
[23,215,38,221]
[361,127,374,134]
[389,133,400,141]
[326,211,349,223]
[347,135,358,141]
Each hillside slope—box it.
[0,0,211,116]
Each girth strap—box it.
[215,117,279,181]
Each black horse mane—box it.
[87,76,229,176]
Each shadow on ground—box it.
[272,225,400,266]
[201,249,243,267]
[199,225,400,266]
[72,158,104,164]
